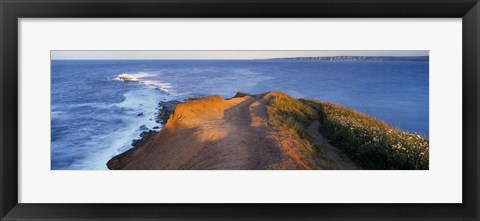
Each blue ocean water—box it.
[51,60,429,170]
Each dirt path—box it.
[175,93,297,169]
[306,108,361,170]
[108,93,299,169]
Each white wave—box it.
[141,80,172,91]
[114,72,176,95]
[114,89,159,110]
[51,111,65,118]
[115,72,154,82]
[67,102,115,109]
[68,88,171,170]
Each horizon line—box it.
[51,55,429,61]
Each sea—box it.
[51,60,429,170]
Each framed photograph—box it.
[1,0,479,220]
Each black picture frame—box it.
[1,0,479,220]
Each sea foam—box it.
[115,72,174,94]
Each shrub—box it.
[305,100,429,170]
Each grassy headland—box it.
[108,91,428,170]
[266,93,334,169]
[304,100,429,170]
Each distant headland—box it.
[266,56,429,61]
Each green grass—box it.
[267,93,314,139]
[266,93,334,169]
[304,100,429,170]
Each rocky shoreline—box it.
[119,99,182,167]
[155,100,180,125]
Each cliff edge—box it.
[107,92,348,170]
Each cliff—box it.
[107,91,428,170]
[107,92,357,170]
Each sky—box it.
[51,50,429,60]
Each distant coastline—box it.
[266,56,429,61]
